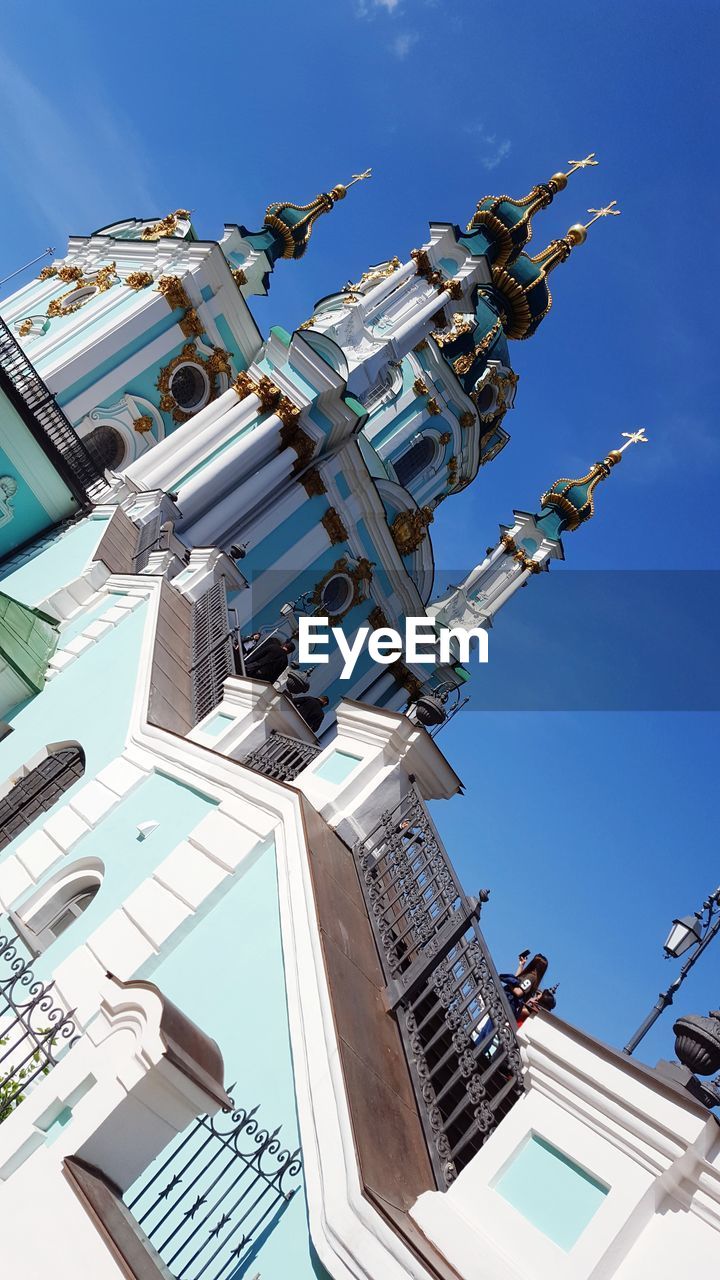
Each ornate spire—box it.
[262,169,372,261]
[487,199,621,342]
[465,154,598,268]
[528,200,621,275]
[539,428,647,534]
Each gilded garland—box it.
[311,556,374,623]
[155,342,232,424]
[390,506,434,556]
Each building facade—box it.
[0,170,714,1280]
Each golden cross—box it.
[347,168,373,188]
[567,153,598,173]
[585,200,621,227]
[619,428,649,452]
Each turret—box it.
[429,430,648,632]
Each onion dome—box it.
[489,201,620,341]
[461,154,598,269]
[537,430,648,539]
[241,170,371,265]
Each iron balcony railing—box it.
[191,582,234,723]
[242,731,320,783]
[0,933,77,1123]
[0,315,106,503]
[353,786,523,1187]
[125,1094,303,1280]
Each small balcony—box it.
[352,785,523,1187]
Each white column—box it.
[178,431,295,542]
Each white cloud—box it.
[0,50,158,238]
[391,31,419,58]
[465,124,512,172]
[376,0,401,9]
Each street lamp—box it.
[624,885,720,1056]
[664,914,703,959]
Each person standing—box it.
[291,693,329,733]
[243,637,296,682]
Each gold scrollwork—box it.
[413,377,429,397]
[38,265,57,281]
[133,415,154,434]
[57,264,84,283]
[155,341,231,424]
[431,312,475,349]
[321,508,349,545]
[301,467,327,497]
[426,398,441,416]
[390,506,434,556]
[231,267,247,287]
[367,605,389,630]
[140,210,191,241]
[156,275,191,311]
[124,271,154,290]
[179,308,204,339]
[17,319,33,337]
[310,556,373,623]
[459,411,475,429]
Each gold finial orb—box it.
[567,224,588,246]
[550,172,568,190]
[607,449,623,464]
[331,184,347,201]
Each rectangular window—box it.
[494,1134,609,1252]
[313,749,362,785]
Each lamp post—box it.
[623,885,720,1056]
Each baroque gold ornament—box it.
[124,271,154,290]
[140,210,191,241]
[390,506,434,556]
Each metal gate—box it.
[125,1098,303,1280]
[191,583,234,723]
[353,786,523,1187]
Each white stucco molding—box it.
[0,973,229,1189]
[112,576,445,1280]
[295,697,461,832]
[412,1013,720,1280]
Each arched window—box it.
[0,742,85,852]
[12,859,103,954]
[83,425,126,471]
[320,573,354,617]
[394,436,436,488]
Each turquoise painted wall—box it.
[132,841,320,1280]
[0,516,108,608]
[0,599,147,850]
[0,443,57,559]
[7,770,216,976]
[495,1134,609,1252]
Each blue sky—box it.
[1,1,719,1066]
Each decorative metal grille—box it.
[191,583,233,723]
[0,317,106,502]
[0,743,85,851]
[354,786,523,1188]
[241,732,320,783]
[0,933,76,1122]
[126,1098,303,1280]
[131,514,163,572]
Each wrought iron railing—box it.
[354,787,523,1187]
[191,582,234,723]
[241,731,320,783]
[0,933,76,1123]
[125,1096,303,1280]
[0,316,106,502]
